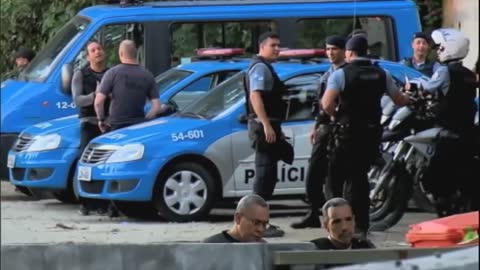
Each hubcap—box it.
[163,170,207,215]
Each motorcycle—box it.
[369,88,476,231]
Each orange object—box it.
[405,211,479,248]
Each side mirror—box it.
[61,63,74,95]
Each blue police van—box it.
[7,50,249,202]
[0,0,422,177]
[75,56,425,222]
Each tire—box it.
[370,163,412,232]
[368,151,395,221]
[14,185,33,197]
[52,160,79,204]
[113,201,159,219]
[153,162,216,222]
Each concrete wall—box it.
[442,0,479,70]
[0,242,315,270]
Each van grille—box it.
[13,134,34,152]
[81,144,116,164]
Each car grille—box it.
[81,144,116,164]
[12,134,34,152]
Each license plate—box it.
[7,154,15,169]
[77,166,92,181]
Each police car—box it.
[76,50,425,222]
[7,49,249,202]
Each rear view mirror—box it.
[61,63,73,95]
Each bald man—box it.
[94,40,162,132]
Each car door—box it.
[231,72,322,195]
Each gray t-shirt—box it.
[248,63,273,92]
[99,63,158,125]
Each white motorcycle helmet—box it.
[430,28,470,63]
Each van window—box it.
[170,21,276,66]
[296,17,394,60]
[22,16,89,82]
[73,23,145,71]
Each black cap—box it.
[348,29,368,39]
[345,35,368,55]
[14,47,35,61]
[325,35,346,49]
[412,32,430,42]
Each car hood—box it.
[19,115,81,148]
[92,116,210,145]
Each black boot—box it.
[291,209,321,229]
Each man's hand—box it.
[263,123,276,144]
[309,126,316,145]
[98,121,108,133]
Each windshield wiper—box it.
[178,111,207,119]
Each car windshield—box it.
[155,69,192,94]
[179,71,245,119]
[20,16,90,82]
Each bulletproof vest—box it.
[314,63,347,123]
[436,62,476,132]
[403,57,435,77]
[337,60,386,126]
[79,66,108,118]
[244,56,286,120]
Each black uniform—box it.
[73,66,111,215]
[306,64,346,209]
[326,59,386,232]
[245,56,293,201]
[425,62,477,215]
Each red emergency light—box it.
[279,49,325,58]
[195,48,245,57]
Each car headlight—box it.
[26,134,61,152]
[106,143,144,163]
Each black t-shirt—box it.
[310,237,375,269]
[203,230,241,243]
[311,237,375,250]
[99,63,158,125]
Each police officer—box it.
[245,32,293,237]
[401,32,441,77]
[321,35,410,236]
[291,35,347,229]
[72,40,111,215]
[408,29,477,215]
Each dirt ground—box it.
[0,181,436,247]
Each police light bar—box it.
[279,49,325,58]
[195,48,245,57]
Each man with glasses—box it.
[203,195,269,243]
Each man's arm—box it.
[385,71,410,107]
[419,65,449,94]
[321,69,344,117]
[248,63,276,143]
[145,75,162,119]
[94,93,107,120]
[72,71,94,107]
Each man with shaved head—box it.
[94,39,162,132]
[203,194,269,243]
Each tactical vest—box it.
[436,62,476,132]
[244,56,286,120]
[79,66,108,118]
[337,60,386,126]
[403,57,435,77]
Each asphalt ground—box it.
[0,181,436,247]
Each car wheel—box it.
[153,162,216,222]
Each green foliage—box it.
[0,0,95,79]
[413,0,443,33]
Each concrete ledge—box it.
[1,242,315,270]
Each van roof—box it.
[80,0,415,20]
